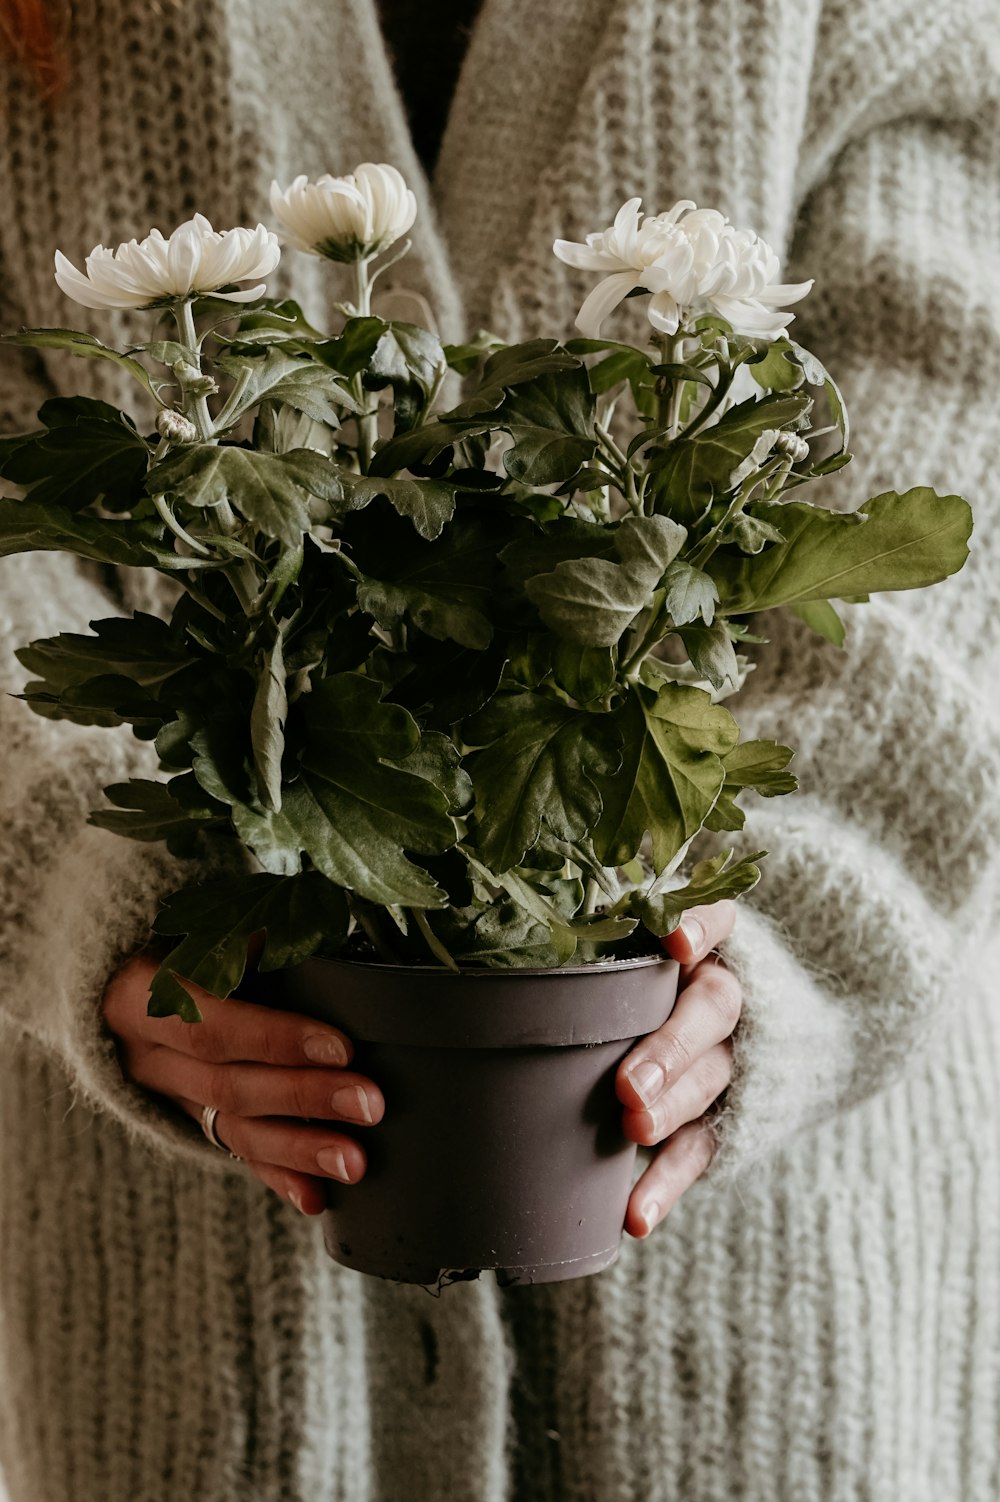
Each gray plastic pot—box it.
[280,952,679,1287]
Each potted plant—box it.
[0,167,972,1286]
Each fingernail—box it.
[642,1199,663,1235]
[331,1084,373,1124]
[289,1189,306,1214]
[303,1034,348,1066]
[626,1059,665,1107]
[316,1147,351,1181]
[680,916,704,952]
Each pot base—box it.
[322,1218,621,1289]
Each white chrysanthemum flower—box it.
[54,215,280,311]
[269,164,417,262]
[554,197,812,339]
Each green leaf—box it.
[465,691,623,873]
[593,683,739,870]
[720,510,786,554]
[649,392,812,521]
[1,328,156,398]
[228,674,462,908]
[0,498,203,570]
[436,896,561,967]
[711,489,973,613]
[748,339,805,393]
[550,641,617,703]
[370,341,592,482]
[495,364,597,486]
[525,514,686,647]
[661,558,719,626]
[332,472,457,540]
[19,673,164,729]
[314,316,386,378]
[16,612,188,691]
[89,777,224,856]
[355,512,497,650]
[677,621,740,692]
[788,599,846,645]
[148,444,346,546]
[251,628,287,812]
[149,871,351,1018]
[704,739,797,832]
[449,339,582,419]
[366,321,446,397]
[215,349,356,426]
[0,406,150,513]
[636,849,765,936]
[442,329,505,377]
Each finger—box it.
[104,955,355,1069]
[624,1118,718,1238]
[129,1049,384,1125]
[209,1113,368,1185]
[245,1160,329,1217]
[660,899,737,970]
[622,1040,732,1147]
[616,958,741,1111]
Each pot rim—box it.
[308,952,671,982]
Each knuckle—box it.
[701,1044,734,1102]
[288,1073,322,1121]
[665,1027,695,1076]
[208,1065,246,1117]
[185,1023,225,1064]
[678,1119,717,1176]
[253,1023,282,1069]
[701,965,742,1028]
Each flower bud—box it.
[774,432,811,463]
[156,409,200,444]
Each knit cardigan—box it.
[0,2,998,1499]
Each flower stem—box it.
[174,300,215,441]
[351,256,379,473]
[655,333,687,440]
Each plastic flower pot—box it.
[280,952,679,1287]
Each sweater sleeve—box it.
[706,4,1000,1179]
[0,349,233,1171]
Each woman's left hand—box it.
[616,901,742,1239]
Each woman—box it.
[0,1,997,1499]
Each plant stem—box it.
[583,878,603,917]
[174,300,215,441]
[152,491,212,556]
[411,909,459,971]
[688,456,785,570]
[211,365,254,435]
[351,255,379,472]
[620,600,667,681]
[354,904,402,964]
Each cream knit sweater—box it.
[0,2,998,1498]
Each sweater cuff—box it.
[705,905,858,1181]
[9,821,238,1173]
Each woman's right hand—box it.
[102,953,384,1215]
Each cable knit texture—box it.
[0,0,998,1497]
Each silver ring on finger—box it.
[200,1103,242,1161]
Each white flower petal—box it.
[552,239,625,272]
[755,277,814,307]
[647,290,682,334]
[574,269,640,337]
[211,283,268,303]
